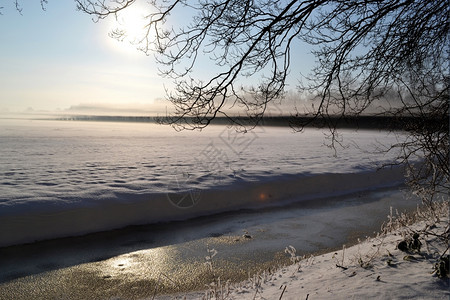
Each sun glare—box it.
[105,4,153,56]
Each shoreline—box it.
[176,201,449,300]
[0,186,433,299]
[0,166,406,248]
[3,114,437,131]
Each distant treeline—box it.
[56,115,440,131]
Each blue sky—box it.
[0,1,314,115]
[0,1,168,114]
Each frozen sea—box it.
[0,117,405,247]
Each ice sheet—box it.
[0,118,407,246]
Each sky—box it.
[0,1,315,115]
[0,1,170,114]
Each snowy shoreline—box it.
[0,188,447,299]
[167,201,450,300]
[0,166,406,248]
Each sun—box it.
[105,3,153,56]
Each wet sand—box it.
[0,186,420,299]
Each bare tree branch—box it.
[7,0,449,202]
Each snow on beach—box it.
[171,202,450,300]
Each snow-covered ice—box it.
[0,118,407,247]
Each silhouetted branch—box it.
[8,0,449,201]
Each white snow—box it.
[173,203,450,300]
[0,118,409,247]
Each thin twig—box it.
[279,285,287,299]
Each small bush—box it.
[434,255,450,279]
[397,232,422,253]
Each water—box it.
[0,118,404,247]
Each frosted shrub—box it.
[204,246,218,282]
[285,245,300,264]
